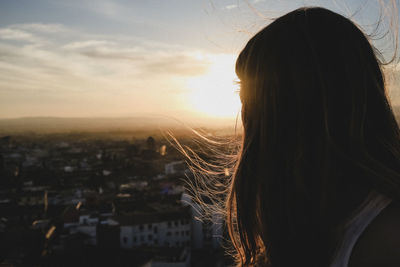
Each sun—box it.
[185,54,241,118]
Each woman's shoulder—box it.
[349,200,400,267]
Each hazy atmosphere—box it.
[0,0,399,126]
[1,1,400,266]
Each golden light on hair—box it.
[224,167,230,177]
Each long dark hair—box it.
[228,7,400,266]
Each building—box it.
[180,192,223,249]
[165,161,186,175]
[115,206,191,249]
[142,247,191,267]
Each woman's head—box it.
[229,7,400,266]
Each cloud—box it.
[90,1,122,18]
[0,28,34,41]
[0,23,216,117]
[12,23,68,33]
[60,37,210,77]
[224,4,238,10]
[0,23,211,77]
[50,0,151,26]
[0,23,68,44]
[63,40,114,50]
[143,53,210,76]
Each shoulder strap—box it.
[330,191,392,267]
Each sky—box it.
[0,0,399,122]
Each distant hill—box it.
[0,116,240,135]
[0,106,398,135]
[0,117,158,134]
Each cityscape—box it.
[1,1,399,266]
[0,129,237,267]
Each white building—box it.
[142,247,191,267]
[63,211,103,246]
[79,213,99,226]
[165,161,186,175]
[180,192,223,249]
[116,207,191,249]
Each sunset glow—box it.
[0,0,398,123]
[186,54,241,118]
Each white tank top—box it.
[330,191,392,267]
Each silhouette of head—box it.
[228,7,400,266]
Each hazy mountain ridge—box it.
[0,116,240,134]
[0,117,173,134]
[0,106,398,134]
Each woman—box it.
[228,7,400,267]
